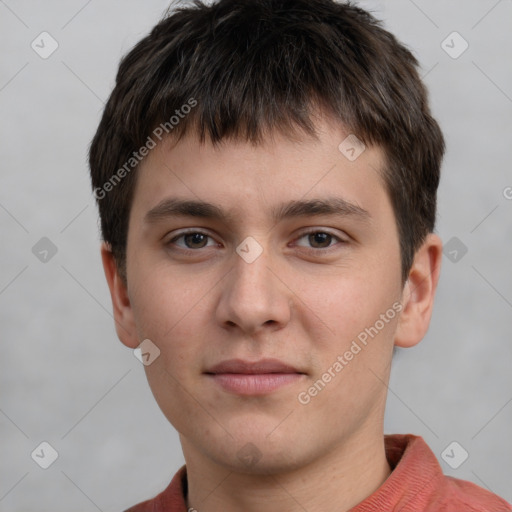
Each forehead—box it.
[130,115,390,227]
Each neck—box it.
[183,429,391,512]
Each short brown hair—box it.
[89,0,445,284]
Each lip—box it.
[204,358,306,395]
[206,358,302,374]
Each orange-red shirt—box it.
[125,434,511,512]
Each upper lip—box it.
[205,358,304,374]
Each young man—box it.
[89,0,512,510]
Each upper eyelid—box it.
[167,228,217,242]
[292,228,346,243]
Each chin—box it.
[205,429,312,475]
[217,447,309,476]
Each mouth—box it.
[204,358,306,395]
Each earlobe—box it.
[394,234,443,348]
[100,242,139,349]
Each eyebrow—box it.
[144,197,371,225]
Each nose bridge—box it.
[217,236,291,332]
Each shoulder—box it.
[382,435,511,512]
[423,473,512,512]
[122,465,188,512]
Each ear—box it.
[100,242,139,349]
[394,233,443,348]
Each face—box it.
[115,115,409,473]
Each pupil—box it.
[186,233,206,248]
[310,232,330,248]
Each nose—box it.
[215,240,292,335]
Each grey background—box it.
[1,0,511,510]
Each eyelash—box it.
[166,228,347,255]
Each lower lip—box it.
[207,373,303,395]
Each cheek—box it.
[298,275,399,421]
[131,262,202,331]
[298,268,401,410]
[305,271,398,342]
[132,281,209,432]
[129,270,205,375]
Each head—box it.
[90,0,444,473]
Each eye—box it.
[294,229,347,250]
[167,230,218,250]
[166,228,347,254]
